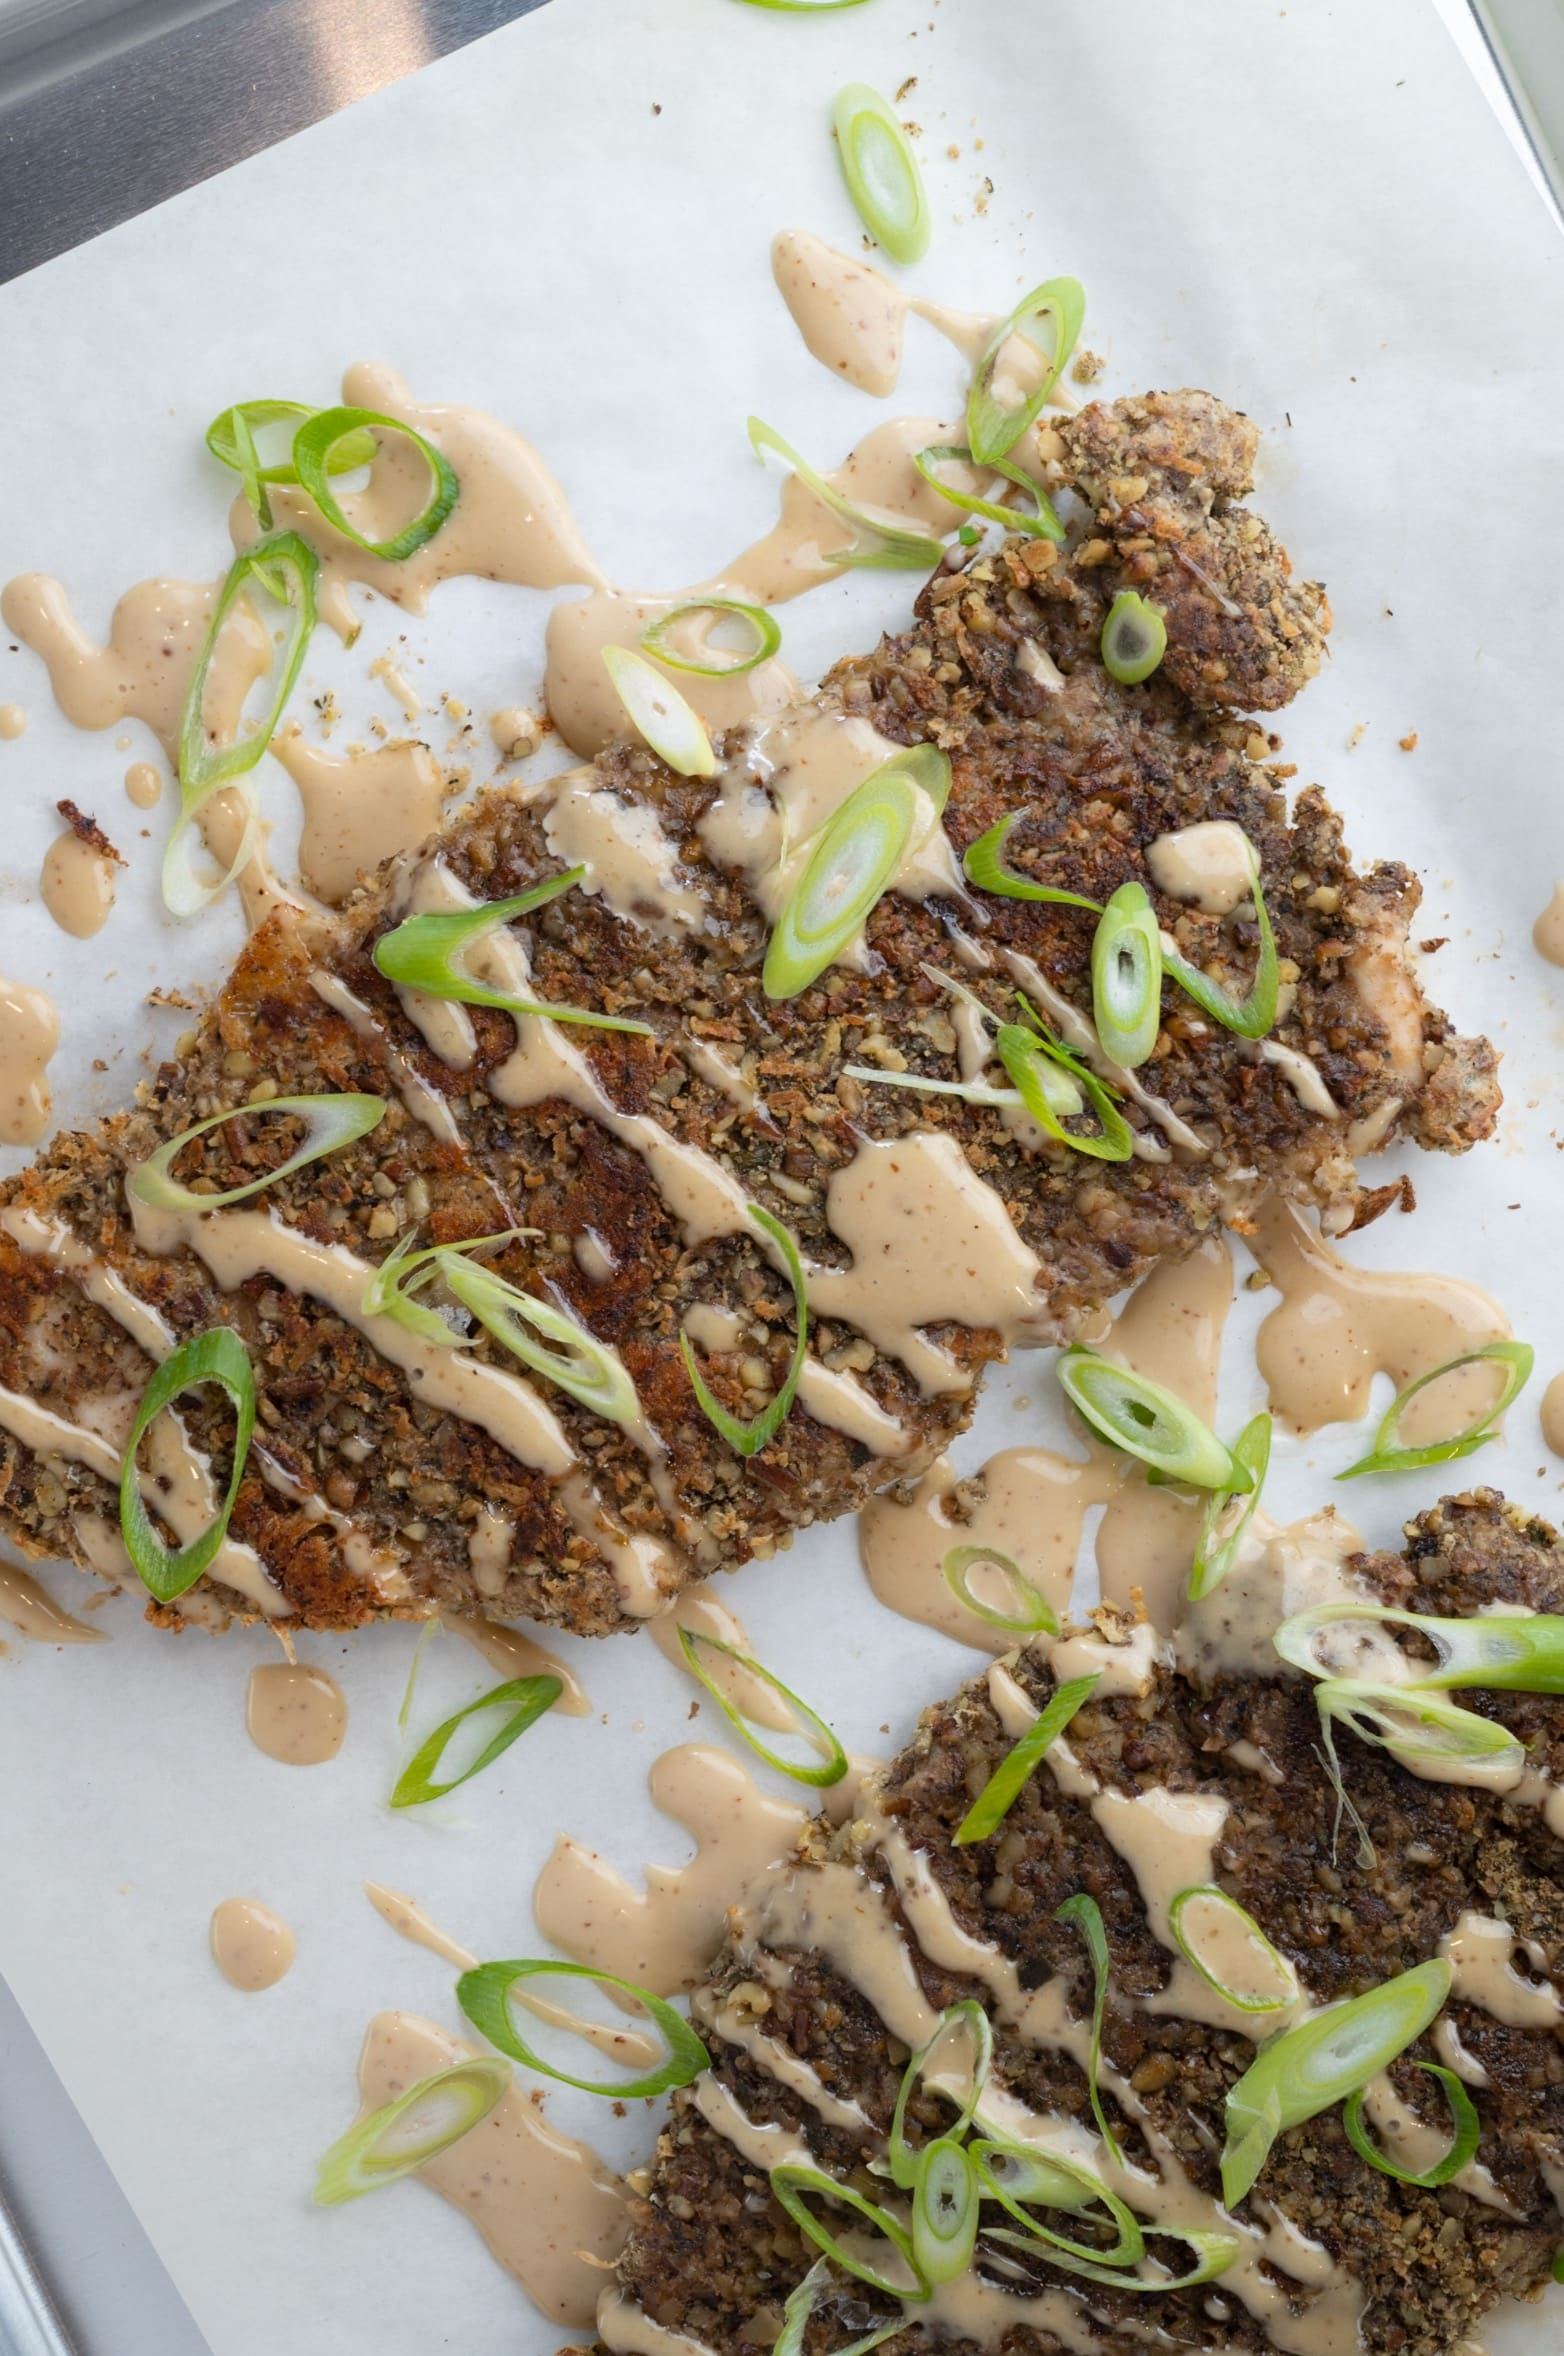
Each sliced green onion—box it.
[1161,838,1279,1040]
[677,1627,845,1787]
[888,2000,993,2189]
[1168,1886,1299,2013]
[362,1226,472,1348]
[912,2138,979,2285]
[962,814,1102,912]
[769,2164,928,2300]
[1276,1598,1564,1693]
[844,1063,1076,1119]
[640,600,781,677]
[983,2222,1240,2293]
[292,405,458,562]
[913,445,1063,541]
[1220,1959,1451,2208]
[441,1250,641,1425]
[1314,1679,1525,1785]
[1090,882,1162,1069]
[119,1328,256,1604]
[967,277,1085,465]
[456,1959,709,2098]
[167,531,317,917]
[127,1093,386,1217]
[1056,1891,1121,2163]
[885,741,953,811]
[313,2057,511,2204]
[995,1023,1133,1162]
[390,1675,562,1808]
[602,644,716,777]
[763,766,921,997]
[1552,2248,1564,2285]
[953,1672,1099,1845]
[772,2261,902,2356]
[1336,1342,1534,1480]
[397,1615,441,1734]
[1189,1414,1272,1602]
[749,417,947,572]
[680,1204,808,1453]
[972,2140,1143,2268]
[206,400,377,487]
[1342,2062,1480,2188]
[1317,1705,1378,1872]
[942,1543,1058,1636]
[1058,1348,1251,1491]
[225,405,272,531]
[1101,592,1167,686]
[372,869,653,1036]
[832,82,930,264]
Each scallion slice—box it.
[995,1022,1133,1162]
[681,1204,809,1455]
[677,1626,846,1787]
[844,1061,1077,1120]
[1167,1886,1299,2013]
[225,405,272,531]
[971,2140,1143,2268]
[763,766,922,997]
[962,814,1102,912]
[749,417,947,572]
[390,1675,562,1808]
[127,1093,387,1217]
[206,400,377,487]
[832,82,930,264]
[1275,1598,1564,1693]
[912,2138,979,2285]
[640,599,781,677]
[1090,882,1162,1069]
[953,1672,1099,1845]
[1188,1412,1271,1603]
[967,277,1085,466]
[372,870,653,1036]
[456,1958,709,2098]
[769,2164,929,2300]
[119,1328,256,1603]
[441,1251,642,1425]
[1342,2062,1480,2188]
[772,2261,902,2356]
[361,1227,474,1348]
[942,1543,1058,1636]
[1055,1891,1121,2162]
[1336,1341,1534,1479]
[1313,1679,1525,1784]
[1100,592,1167,686]
[292,405,458,562]
[1220,1959,1451,2208]
[888,2000,993,2189]
[982,2222,1240,2293]
[602,644,716,777]
[1058,1348,1252,1491]
[313,2057,511,2204]
[913,445,1064,541]
[1160,838,1279,1040]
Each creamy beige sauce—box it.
[0,1555,103,1643]
[1249,1195,1512,1440]
[0,974,58,1146]
[1175,1506,1368,1682]
[245,1660,347,1764]
[269,729,449,904]
[771,230,908,395]
[445,1611,592,1716]
[369,651,422,721]
[1542,1372,1564,1459]
[996,942,1208,1161]
[794,1359,909,1454]
[1439,1910,1562,2026]
[544,589,798,761]
[542,768,704,936]
[210,1897,295,1990]
[1355,2073,1517,2214]
[364,1882,478,1970]
[1146,819,1257,916]
[1533,882,1564,967]
[859,1449,1111,1649]
[355,2012,626,2326]
[532,1744,806,1996]
[40,825,116,938]
[124,760,163,809]
[309,965,466,1145]
[0,704,25,739]
[647,1582,796,1732]
[1259,1038,1339,1118]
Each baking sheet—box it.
[1,1,1562,2349]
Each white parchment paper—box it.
[1,1,1562,2349]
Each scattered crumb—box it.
[1072,349,1105,384]
[1243,1267,1273,1293]
[1398,731,1418,752]
[946,142,960,158]
[1419,937,1447,955]
[895,74,917,100]
[1346,723,1367,750]
[55,799,126,866]
[92,1058,107,1073]
[651,102,662,115]
[146,986,197,1011]
[974,176,993,214]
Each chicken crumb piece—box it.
[1346,722,1367,749]
[895,74,917,99]
[1420,937,1448,955]
[1399,730,1419,751]
[1072,349,1106,384]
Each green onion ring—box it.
[119,1327,257,1603]
[1313,1679,1526,1785]
[390,1675,562,1808]
[1336,1341,1534,1480]
[1189,1414,1272,1602]
[995,1023,1133,1162]
[962,814,1103,911]
[225,405,272,531]
[206,400,377,487]
[1160,838,1279,1040]
[1055,1891,1122,2162]
[681,1204,808,1454]
[372,869,653,1036]
[1275,1597,1564,1693]
[912,2137,980,2285]
[603,644,717,777]
[313,2057,511,2204]
[832,82,930,266]
[361,1227,475,1348]
[763,766,922,998]
[942,1543,1058,1636]
[1101,592,1167,686]
[292,404,458,563]
[772,2260,902,2356]
[639,599,782,677]
[844,1062,1078,1121]
[1220,1959,1451,2208]
[440,1250,642,1425]
[982,2222,1240,2293]
[971,2140,1143,2268]
[456,1958,709,2098]
[1090,882,1163,1069]
[1057,1348,1252,1492]
[967,277,1085,465]
[127,1093,387,1217]
[888,2000,994,2189]
[769,2163,929,2300]
[677,1626,846,1787]
[953,1672,1099,1846]
[749,416,947,571]
[913,444,1064,541]
[1167,1885,1299,2013]
[1342,2062,1480,2188]
[397,1615,441,1733]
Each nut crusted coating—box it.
[0,390,1498,1632]
[616,1492,1564,2356]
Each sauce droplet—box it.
[210,1897,295,1991]
[245,1660,347,1764]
